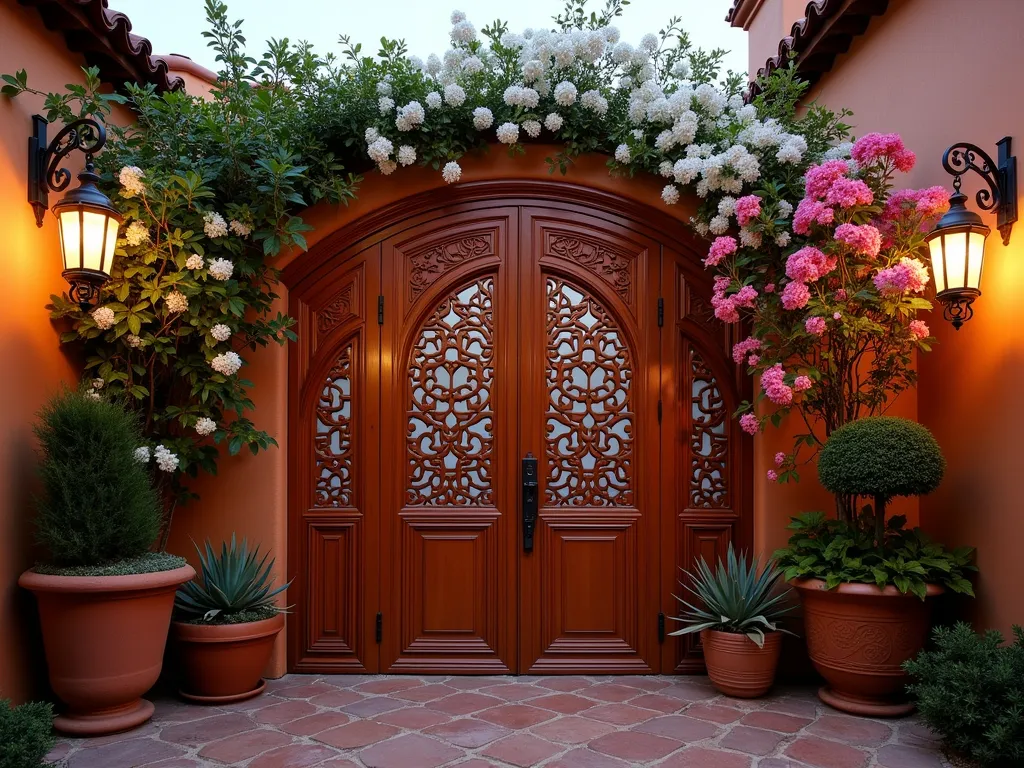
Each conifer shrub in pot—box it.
[671,545,794,698]
[172,536,288,703]
[776,416,976,717]
[18,390,193,736]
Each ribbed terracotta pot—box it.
[172,613,284,703]
[701,629,782,698]
[793,578,943,717]
[19,564,195,736]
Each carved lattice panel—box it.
[315,343,354,507]
[545,278,633,506]
[407,278,495,506]
[690,347,729,508]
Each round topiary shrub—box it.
[33,388,163,568]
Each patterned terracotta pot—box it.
[701,629,782,698]
[793,578,943,717]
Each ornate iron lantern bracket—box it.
[28,114,108,228]
[941,137,1017,245]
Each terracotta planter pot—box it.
[793,578,943,717]
[19,564,195,736]
[701,629,782,698]
[172,613,284,703]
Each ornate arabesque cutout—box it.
[689,347,729,508]
[407,277,495,506]
[314,344,355,507]
[409,235,494,301]
[547,235,634,301]
[317,283,355,335]
[545,278,633,506]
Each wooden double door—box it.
[288,189,750,675]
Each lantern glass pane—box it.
[103,216,119,271]
[967,231,986,290]
[58,210,81,271]
[80,210,109,272]
[942,231,969,291]
[928,234,947,293]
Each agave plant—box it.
[670,544,795,647]
[175,535,290,622]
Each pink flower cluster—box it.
[786,247,837,283]
[825,178,874,208]
[735,195,762,227]
[873,257,930,295]
[705,236,737,267]
[882,186,950,222]
[793,199,835,235]
[794,375,812,391]
[732,336,762,365]
[781,281,811,310]
[774,452,786,467]
[805,316,827,336]
[851,132,916,172]
[804,160,851,199]
[834,223,882,257]
[766,470,779,482]
[761,364,793,405]
[909,319,930,339]
[711,277,757,323]
[739,413,760,435]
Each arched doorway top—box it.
[281,143,701,281]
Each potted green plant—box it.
[18,389,193,736]
[0,699,56,768]
[172,536,289,703]
[671,544,794,698]
[777,416,975,716]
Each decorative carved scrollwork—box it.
[409,235,494,301]
[407,278,495,506]
[545,278,633,506]
[547,235,634,301]
[690,348,729,508]
[314,344,354,507]
[317,283,355,335]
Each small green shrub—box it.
[0,699,55,768]
[904,623,1024,766]
[33,389,163,568]
[175,535,289,623]
[670,544,795,647]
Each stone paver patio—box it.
[46,675,949,768]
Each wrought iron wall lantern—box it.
[28,114,122,310]
[924,137,1017,329]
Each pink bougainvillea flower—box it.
[761,364,794,405]
[786,246,836,283]
[834,223,882,257]
[851,132,916,172]
[774,452,786,467]
[766,469,779,481]
[747,354,760,365]
[793,199,835,234]
[793,375,813,391]
[874,257,931,295]
[704,236,738,267]
[833,311,842,320]
[883,186,950,223]
[739,412,760,435]
[781,280,811,310]
[804,159,852,200]
[825,177,874,208]
[805,316,827,336]
[764,283,775,293]
[909,319,930,339]
[834,288,848,301]
[733,285,758,308]
[735,194,762,227]
[732,336,762,364]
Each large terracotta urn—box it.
[172,613,284,703]
[793,578,942,717]
[701,629,782,698]
[19,564,194,736]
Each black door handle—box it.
[522,452,538,552]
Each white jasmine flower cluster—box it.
[195,417,217,436]
[472,107,494,130]
[614,144,631,163]
[376,81,392,97]
[709,215,730,235]
[496,122,520,145]
[775,231,792,247]
[503,85,539,109]
[154,444,179,473]
[378,160,397,175]
[777,200,794,219]
[611,42,633,64]
[661,185,680,205]
[658,160,674,178]
[670,59,691,79]
[553,81,577,106]
[229,219,252,237]
[462,55,484,74]
[739,228,762,248]
[395,101,425,131]
[442,161,462,184]
[500,31,525,49]
[133,446,151,464]
[694,83,727,117]
[451,10,466,23]
[824,141,855,160]
[185,253,204,270]
[522,120,541,138]
[378,96,395,114]
[580,89,608,115]
[451,20,477,44]
[398,145,417,166]
[86,390,101,401]
[203,212,228,238]
[208,258,234,281]
[368,136,394,163]
[118,166,145,197]
[365,127,380,143]
[522,60,544,82]
[91,377,104,390]
[92,306,115,330]
[426,91,442,109]
[165,290,189,314]
[544,113,563,132]
[443,83,466,107]
[409,55,424,71]
[125,220,150,247]
[425,53,442,75]
[211,350,242,376]
[211,323,232,342]
[126,334,143,348]
[776,135,807,164]
[718,196,737,218]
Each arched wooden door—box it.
[287,183,750,675]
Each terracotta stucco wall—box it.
[0,1,99,703]
[742,0,808,81]
[806,0,1024,635]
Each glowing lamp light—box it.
[28,115,122,309]
[924,138,1016,330]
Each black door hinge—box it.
[657,400,663,423]
[375,612,383,643]
[377,295,384,325]
[657,297,664,327]
[658,612,666,643]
